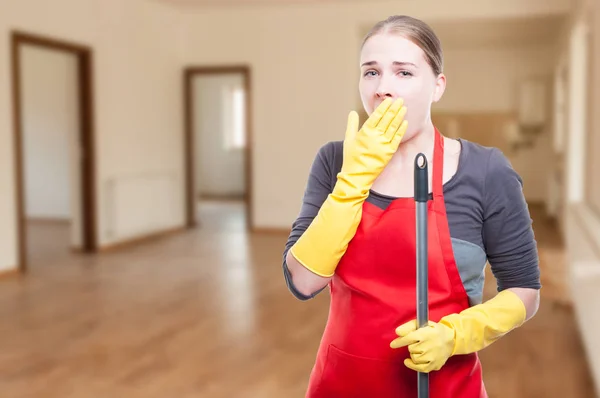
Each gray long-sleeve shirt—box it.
[283,138,541,303]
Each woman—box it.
[282,15,541,398]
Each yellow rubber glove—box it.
[290,97,408,277]
[390,289,527,373]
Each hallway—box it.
[0,201,595,397]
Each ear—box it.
[432,73,446,103]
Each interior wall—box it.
[433,45,556,204]
[193,74,245,198]
[561,0,600,394]
[20,45,80,234]
[0,0,571,272]
[586,0,600,215]
[434,46,555,113]
[181,0,569,228]
[0,0,183,271]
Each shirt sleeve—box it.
[482,148,542,292]
[282,142,337,300]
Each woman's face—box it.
[359,33,445,140]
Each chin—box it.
[400,129,419,143]
[402,120,422,137]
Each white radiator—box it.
[104,170,179,240]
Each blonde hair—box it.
[362,15,443,76]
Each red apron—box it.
[306,130,487,398]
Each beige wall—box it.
[181,0,569,229]
[586,1,600,215]
[0,0,572,272]
[0,0,183,271]
[435,46,556,113]
[435,45,556,203]
[561,0,600,392]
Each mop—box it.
[414,153,429,398]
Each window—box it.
[223,84,246,150]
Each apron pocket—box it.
[310,344,413,398]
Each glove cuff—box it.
[440,289,527,356]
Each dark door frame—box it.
[183,65,253,230]
[11,31,98,273]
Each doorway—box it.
[11,31,97,273]
[183,66,252,231]
[548,57,569,230]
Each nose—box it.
[375,77,394,99]
[376,90,393,99]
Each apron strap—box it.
[432,127,445,199]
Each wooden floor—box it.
[0,201,596,397]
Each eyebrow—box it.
[360,61,418,68]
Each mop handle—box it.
[414,153,429,398]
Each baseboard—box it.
[99,226,186,252]
[252,227,290,235]
[0,268,20,280]
[570,267,600,397]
